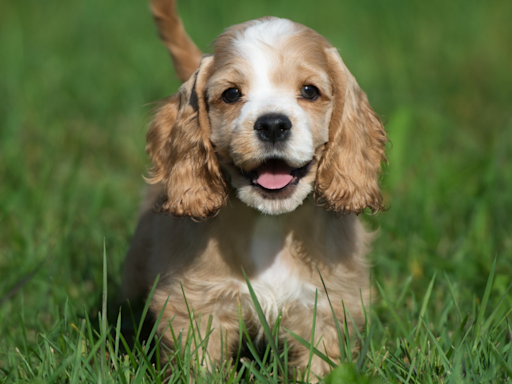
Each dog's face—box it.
[147,18,387,219]
[207,19,334,214]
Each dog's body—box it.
[122,0,387,375]
[123,184,373,372]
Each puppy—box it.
[122,0,387,375]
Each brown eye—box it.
[300,85,319,100]
[222,88,241,103]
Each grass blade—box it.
[420,317,451,372]
[282,327,337,368]
[473,257,496,350]
[305,290,318,383]
[376,282,408,337]
[414,272,436,341]
[444,272,462,321]
[317,266,346,362]
[242,269,287,382]
[357,321,375,371]
[101,239,108,380]
[445,313,469,360]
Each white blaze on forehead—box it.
[233,18,297,93]
[230,19,315,166]
[242,18,297,45]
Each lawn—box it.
[0,0,511,382]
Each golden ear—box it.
[315,48,387,214]
[146,55,228,219]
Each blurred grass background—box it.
[0,0,511,377]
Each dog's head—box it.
[147,17,387,219]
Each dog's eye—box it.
[222,88,241,103]
[300,85,319,100]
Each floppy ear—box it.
[315,48,387,214]
[146,55,228,220]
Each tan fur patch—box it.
[146,56,229,220]
[122,14,388,377]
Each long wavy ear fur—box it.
[315,48,387,214]
[146,55,228,219]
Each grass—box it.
[1,0,511,382]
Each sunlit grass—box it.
[1,0,511,382]
[1,249,510,382]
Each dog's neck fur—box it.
[146,189,370,282]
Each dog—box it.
[121,0,387,375]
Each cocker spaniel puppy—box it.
[122,0,387,375]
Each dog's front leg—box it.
[151,282,242,370]
[283,305,361,377]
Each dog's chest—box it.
[247,216,315,315]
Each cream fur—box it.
[122,10,387,377]
[123,186,374,374]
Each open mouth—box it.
[240,158,315,194]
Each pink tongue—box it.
[256,164,293,190]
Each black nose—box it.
[254,113,292,143]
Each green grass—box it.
[1,0,511,382]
